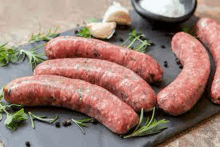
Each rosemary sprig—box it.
[28,112,59,129]
[123,107,169,138]
[122,29,151,53]
[28,27,59,43]
[71,118,93,135]
[18,44,45,69]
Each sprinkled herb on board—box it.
[28,112,59,129]
[0,102,28,131]
[77,27,92,38]
[0,43,45,69]
[71,118,94,135]
[121,29,152,53]
[123,107,169,138]
[28,27,59,43]
[180,26,198,38]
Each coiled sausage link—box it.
[157,32,210,116]
[34,58,156,112]
[3,75,139,134]
[195,18,220,104]
[45,36,163,83]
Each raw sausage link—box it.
[45,36,163,83]
[3,75,139,134]
[195,18,220,104]
[157,32,210,116]
[34,58,156,112]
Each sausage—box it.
[157,32,210,116]
[34,58,157,112]
[45,36,163,83]
[3,75,139,134]
[195,18,220,104]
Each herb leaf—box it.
[123,107,169,138]
[28,27,59,43]
[18,44,45,69]
[0,43,45,69]
[77,27,92,38]
[4,108,28,131]
[28,112,59,129]
[122,29,151,53]
[0,102,7,113]
[71,118,93,135]
[0,44,19,66]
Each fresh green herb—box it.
[71,118,93,135]
[18,44,45,69]
[0,102,23,113]
[28,27,59,43]
[28,112,59,129]
[181,26,198,37]
[123,107,169,138]
[0,43,19,66]
[122,29,151,53]
[0,102,28,131]
[4,108,28,131]
[77,27,92,38]
[0,43,45,68]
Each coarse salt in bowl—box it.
[131,0,197,24]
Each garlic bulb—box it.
[86,22,116,39]
[103,2,131,25]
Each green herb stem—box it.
[122,29,151,53]
[71,118,93,135]
[28,112,59,129]
[72,119,86,135]
[123,107,169,138]
[28,27,59,43]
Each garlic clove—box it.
[103,2,131,25]
[86,22,116,39]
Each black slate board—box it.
[0,11,220,147]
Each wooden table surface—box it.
[0,0,220,146]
